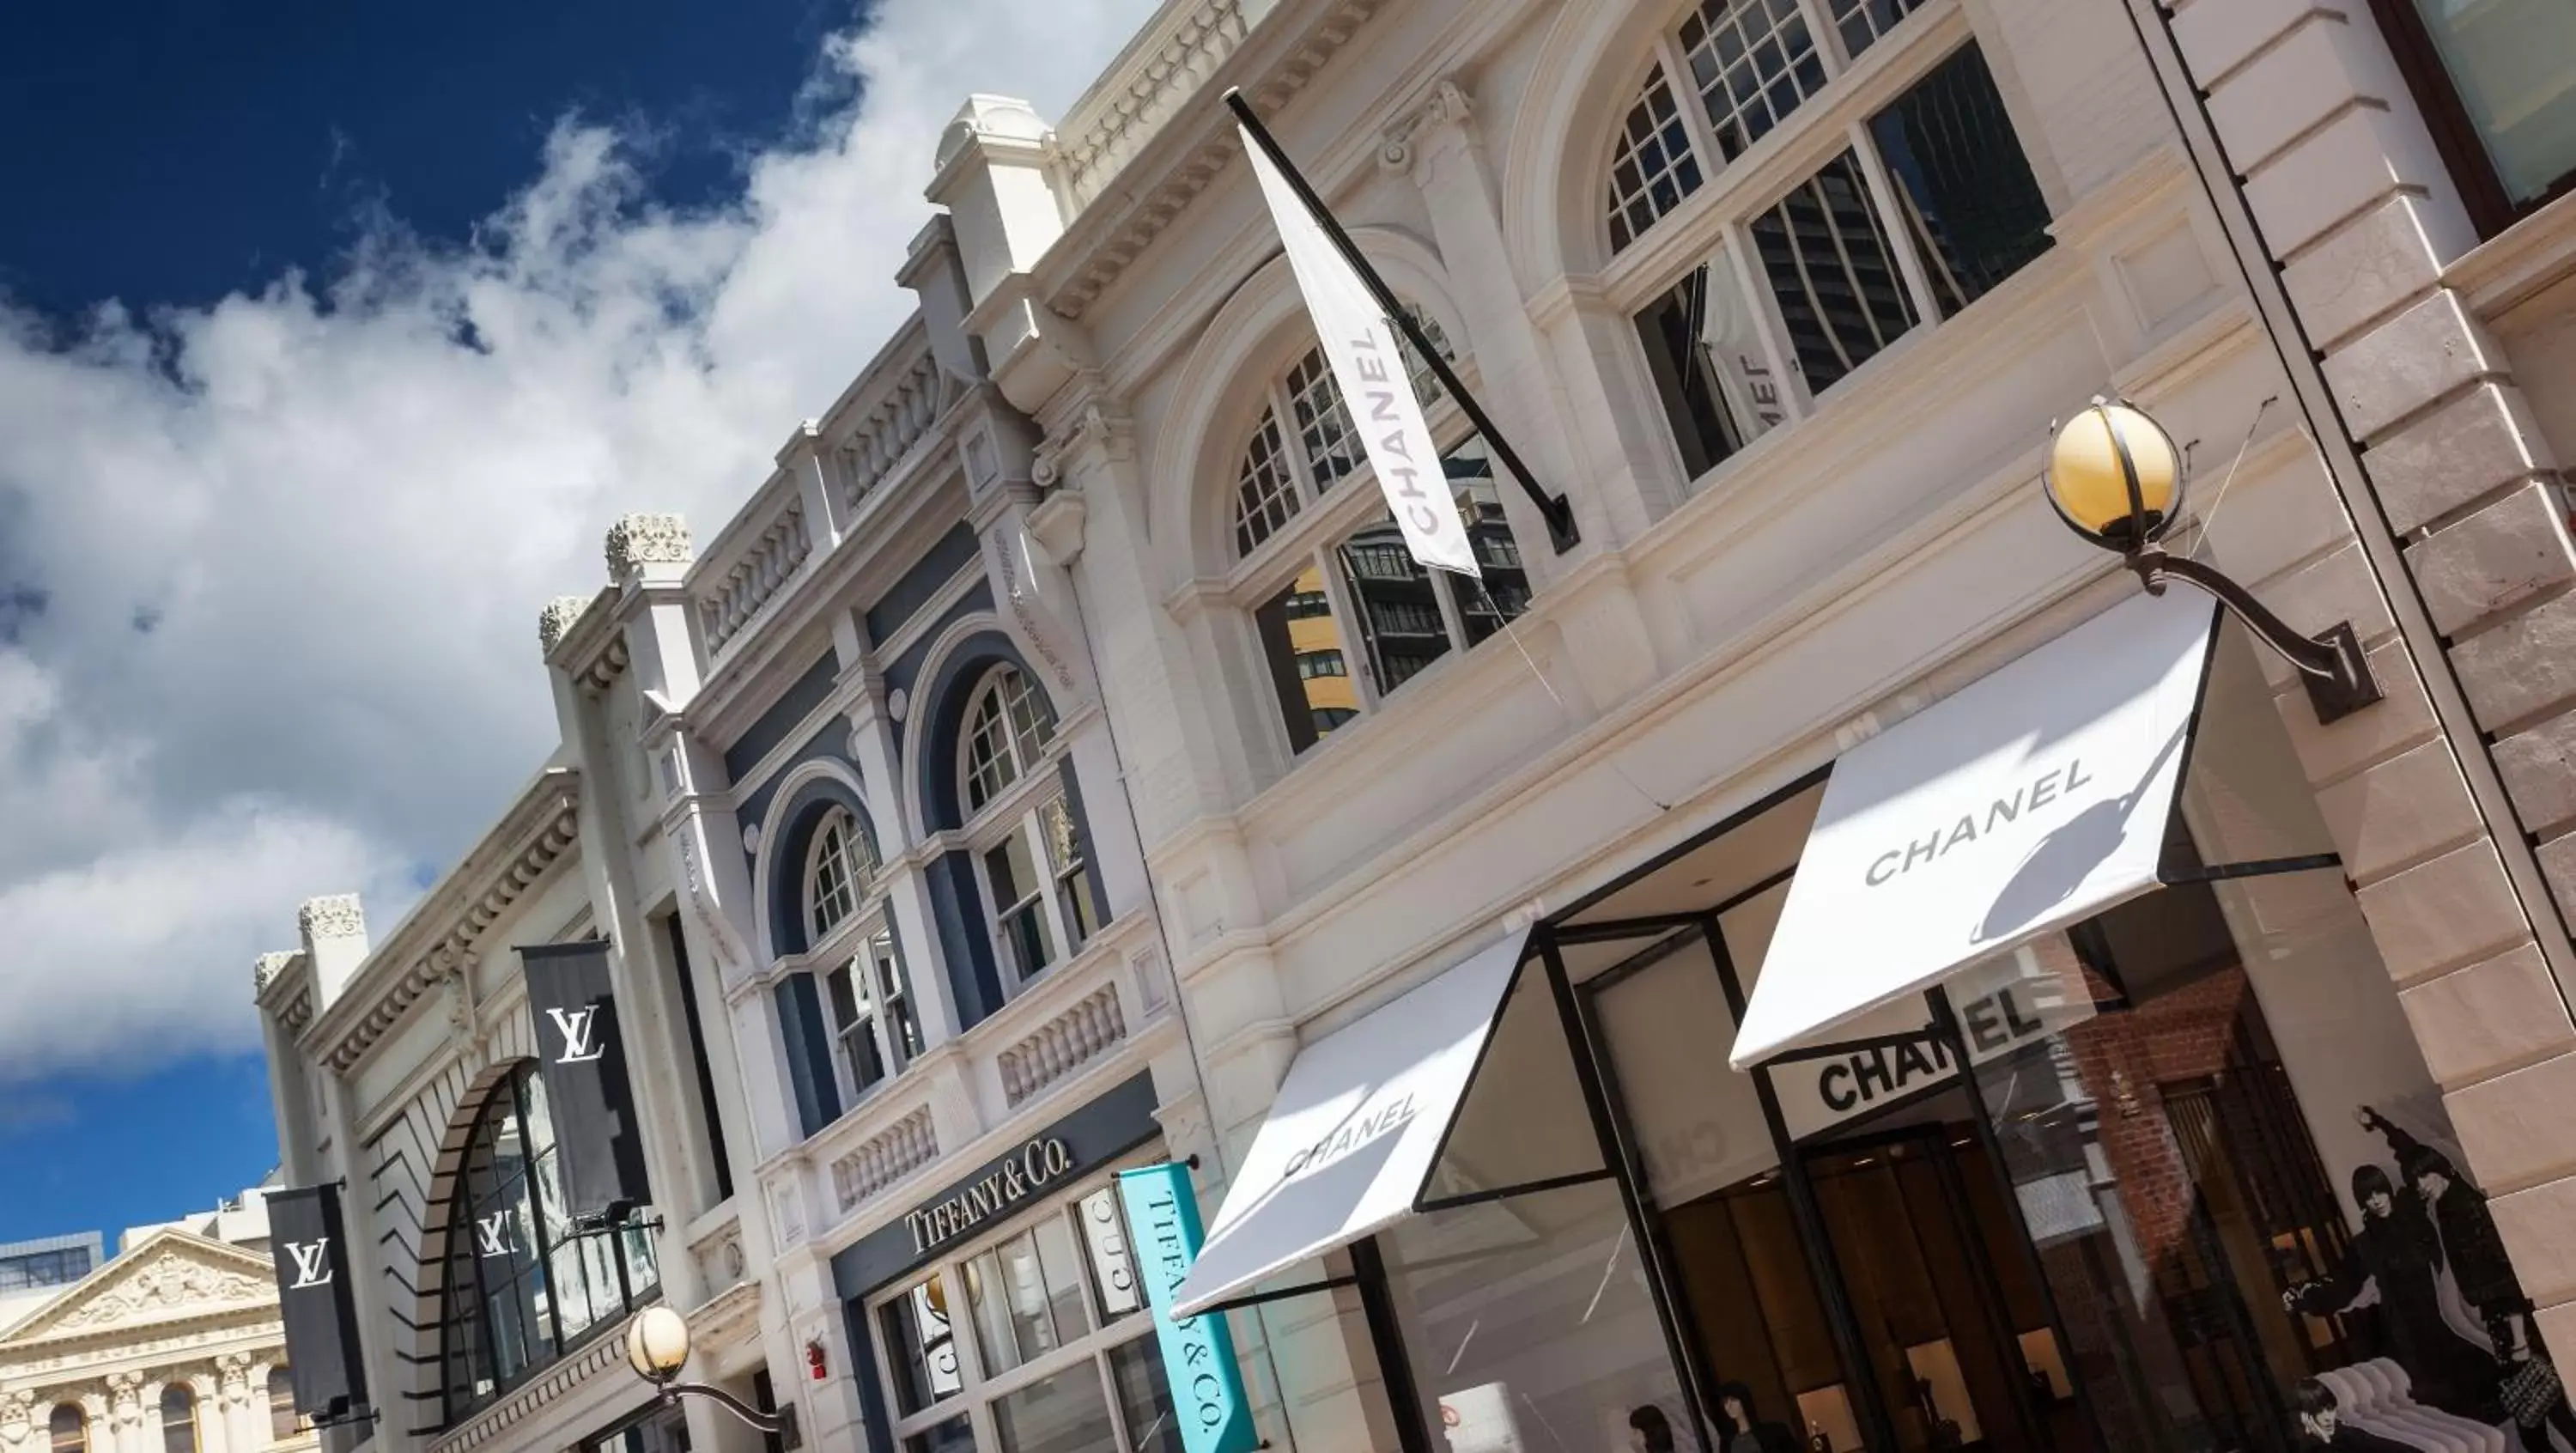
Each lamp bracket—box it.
[2125,548,2382,724]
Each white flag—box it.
[1241,125,1479,578]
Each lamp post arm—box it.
[659,1383,793,1437]
[2129,548,2382,723]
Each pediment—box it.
[0,1231,276,1345]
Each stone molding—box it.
[537,595,594,658]
[604,513,692,576]
[295,895,364,944]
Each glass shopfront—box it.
[1181,617,2573,1453]
[834,1073,1198,1453]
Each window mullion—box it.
[1025,810,1076,971]
[1430,563,1473,654]
[1800,0,1853,72]
[1273,381,1322,509]
[1659,34,1728,180]
[1720,217,1814,422]
[1315,541,1381,711]
[1849,119,1941,327]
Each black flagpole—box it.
[1224,87,1580,554]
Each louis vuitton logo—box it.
[283,1239,334,1290]
[475,1212,514,1258]
[546,1005,605,1065]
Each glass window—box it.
[828,955,890,1097]
[1633,238,1782,483]
[1751,150,1920,393]
[805,807,878,944]
[1338,518,1455,696]
[1677,0,1829,158]
[1608,63,1705,253]
[958,666,1093,988]
[268,1370,299,1442]
[159,1387,194,1453]
[440,1062,659,1427]
[1040,798,1098,951]
[963,668,1058,816]
[50,1407,85,1453]
[1867,45,2055,319]
[2404,0,2576,206]
[1254,568,1362,756]
[873,1175,1176,1453]
[1832,0,1931,60]
[987,831,1057,983]
[1233,409,1301,556]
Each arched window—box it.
[437,1063,659,1427]
[1606,2,2053,494]
[803,806,880,943]
[267,1370,298,1441]
[49,1405,85,1453]
[1226,314,1529,757]
[798,799,919,1108]
[159,1386,195,1453]
[955,666,1096,988]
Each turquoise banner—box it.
[1116,1164,1258,1453]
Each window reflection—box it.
[881,1273,964,1415]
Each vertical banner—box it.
[265,1184,369,1423]
[1238,125,1478,578]
[520,940,653,1222]
[1116,1164,1258,1453]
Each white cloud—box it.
[0,0,1158,1079]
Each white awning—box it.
[1170,929,1529,1319]
[1731,591,2219,1070]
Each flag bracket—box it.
[1225,89,1580,556]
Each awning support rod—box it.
[2162,852,2342,885]
[1194,1274,1358,1317]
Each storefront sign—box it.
[1735,592,2216,1069]
[1777,944,2098,1140]
[1116,1164,1256,1453]
[905,1137,1075,1255]
[831,1072,1161,1299]
[1171,929,1530,1319]
[265,1183,369,1423]
[519,939,653,1223]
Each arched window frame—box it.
[1595,0,2057,497]
[49,1404,87,1453]
[159,1385,195,1453]
[953,666,1096,990]
[1219,310,1534,759]
[437,1062,659,1428]
[799,800,920,1110]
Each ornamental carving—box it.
[252,951,295,994]
[218,1352,254,1405]
[1,1390,33,1444]
[105,1373,142,1430]
[537,595,593,656]
[296,894,364,943]
[49,1250,269,1332]
[604,514,692,577]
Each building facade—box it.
[257,1,2576,1452]
[0,1191,317,1453]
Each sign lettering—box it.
[475,1212,514,1258]
[283,1239,334,1291]
[1117,1164,1257,1453]
[1863,757,2093,888]
[546,1005,605,1065]
[903,1138,1074,1256]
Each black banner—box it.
[520,939,653,1223]
[265,1184,369,1423]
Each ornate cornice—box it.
[537,595,593,658]
[604,514,692,577]
[307,769,584,1072]
[1042,0,1394,322]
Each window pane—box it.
[1109,1338,1188,1453]
[880,1275,963,1415]
[1035,1213,1091,1339]
[964,684,1019,812]
[1868,43,2054,318]
[2410,0,2576,204]
[161,1388,195,1453]
[1436,436,1531,647]
[1234,407,1302,556]
[1607,63,1705,252]
[874,927,923,1062]
[825,963,862,1032]
[1076,1191,1144,1324]
[1832,0,1929,60]
[1751,151,1919,393]
[1284,350,1363,492]
[1677,0,1827,158]
[1254,567,1359,755]
[1338,517,1453,695]
[992,1361,1118,1453]
[902,1416,977,1453]
[1634,238,1783,482]
[967,1233,1061,1374]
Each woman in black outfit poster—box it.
[2284,1159,2501,1421]
[2400,1141,2576,1451]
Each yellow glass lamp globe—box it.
[2044,399,2184,550]
[626,1306,692,1383]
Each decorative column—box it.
[77,1395,110,1453]
[103,1374,143,1453]
[0,1391,37,1453]
[215,1357,255,1453]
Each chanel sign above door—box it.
[520,939,653,1224]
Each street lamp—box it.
[2043,398,2382,723]
[623,1307,800,1443]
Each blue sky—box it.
[0,0,1157,1251]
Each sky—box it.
[0,0,1160,1249]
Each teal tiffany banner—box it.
[1116,1163,1257,1453]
